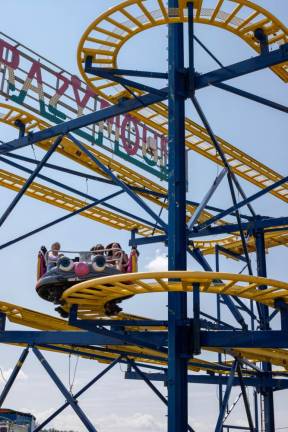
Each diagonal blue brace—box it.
[85,57,167,97]
[127,358,195,432]
[34,356,122,432]
[0,191,124,251]
[197,175,288,231]
[237,363,255,432]
[189,247,247,329]
[0,134,63,229]
[68,133,168,231]
[84,66,168,79]
[32,347,98,432]
[213,82,288,114]
[0,89,167,154]
[0,346,29,407]
[195,43,288,90]
[215,360,238,432]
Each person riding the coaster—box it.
[106,242,128,271]
[90,244,105,256]
[47,242,63,271]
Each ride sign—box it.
[0,33,168,179]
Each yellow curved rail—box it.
[198,229,288,257]
[77,0,288,204]
[78,0,288,89]
[62,271,288,318]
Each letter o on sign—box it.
[121,115,140,156]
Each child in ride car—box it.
[47,242,63,271]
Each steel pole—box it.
[254,227,275,432]
[167,1,188,431]
[0,347,29,407]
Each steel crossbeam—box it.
[0,135,63,228]
[215,360,238,432]
[0,330,288,348]
[68,134,168,230]
[34,356,122,432]
[0,90,167,154]
[0,347,29,407]
[124,371,288,391]
[32,347,98,432]
[195,43,288,90]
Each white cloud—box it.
[0,367,28,384]
[95,413,166,432]
[145,250,168,272]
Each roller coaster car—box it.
[36,247,138,317]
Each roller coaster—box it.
[0,0,287,431]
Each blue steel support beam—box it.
[191,95,255,273]
[0,330,288,347]
[216,245,247,263]
[67,316,168,353]
[127,359,168,405]
[0,90,167,154]
[0,191,124,251]
[215,360,238,432]
[1,45,288,155]
[275,300,288,332]
[213,83,288,114]
[167,1,188,431]
[0,330,167,346]
[132,216,288,245]
[85,58,166,97]
[0,313,6,331]
[0,346,29,407]
[188,168,227,229]
[189,247,247,329]
[84,67,168,79]
[237,363,255,432]
[32,347,98,432]
[195,43,288,89]
[34,356,122,432]
[125,372,288,391]
[68,133,168,231]
[127,359,196,432]
[0,135,63,228]
[254,227,275,432]
[197,176,288,231]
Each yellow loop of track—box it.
[77,0,288,204]
[61,271,288,319]
[78,0,288,89]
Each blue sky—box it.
[0,1,287,431]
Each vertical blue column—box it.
[254,227,275,432]
[167,1,188,431]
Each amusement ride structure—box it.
[0,0,288,431]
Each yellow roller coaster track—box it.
[0,272,288,371]
[0,300,235,374]
[77,0,288,203]
[196,229,288,257]
[0,168,158,235]
[61,271,288,318]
